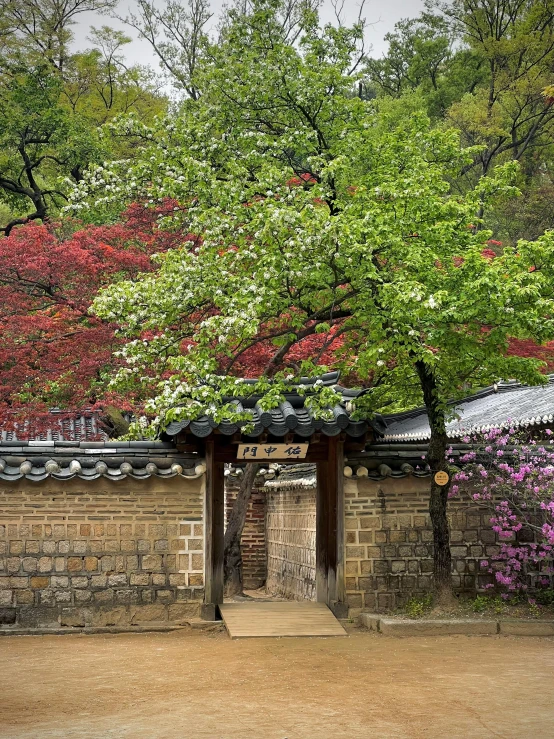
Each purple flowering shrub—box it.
[450,427,554,594]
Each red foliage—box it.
[229,323,347,378]
[286,173,317,188]
[0,203,181,428]
[507,338,554,372]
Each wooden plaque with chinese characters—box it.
[237,443,309,461]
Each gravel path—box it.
[1,628,553,738]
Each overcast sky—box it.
[72,0,425,74]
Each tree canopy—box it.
[0,1,166,234]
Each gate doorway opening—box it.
[202,435,347,622]
[225,464,318,602]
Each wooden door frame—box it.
[201,435,346,620]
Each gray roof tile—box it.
[383,378,554,442]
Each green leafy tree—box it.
[0,2,166,234]
[123,0,213,98]
[72,0,554,599]
[0,0,118,73]
[365,12,486,118]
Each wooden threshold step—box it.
[219,601,347,638]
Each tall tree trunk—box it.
[415,361,453,602]
[223,463,259,596]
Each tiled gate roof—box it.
[164,372,385,439]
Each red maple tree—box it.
[0,202,183,434]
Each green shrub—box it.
[534,589,554,607]
[472,595,489,613]
[403,594,433,619]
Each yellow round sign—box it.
[434,471,449,486]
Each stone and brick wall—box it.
[265,485,316,601]
[0,476,204,629]
[344,476,500,615]
[225,482,268,589]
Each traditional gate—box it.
[163,372,383,621]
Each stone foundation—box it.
[0,477,204,629]
[266,485,316,601]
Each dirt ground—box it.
[0,628,553,739]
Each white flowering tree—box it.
[72,0,554,599]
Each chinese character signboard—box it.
[237,443,309,460]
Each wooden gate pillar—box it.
[316,436,346,617]
[202,438,225,620]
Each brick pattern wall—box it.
[344,476,501,615]
[225,484,267,589]
[265,486,316,601]
[0,477,204,629]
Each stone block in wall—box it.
[480,529,496,544]
[94,589,114,603]
[168,603,200,621]
[16,590,34,605]
[345,561,359,575]
[390,531,406,543]
[358,532,373,544]
[156,589,175,604]
[92,606,129,627]
[0,607,16,624]
[22,557,38,573]
[7,558,20,574]
[451,546,468,557]
[38,557,53,572]
[359,517,379,529]
[0,590,13,606]
[420,559,433,573]
[112,590,135,606]
[108,573,127,587]
[142,554,163,570]
[373,560,389,575]
[377,593,393,611]
[60,607,93,627]
[391,561,406,574]
[18,606,58,628]
[130,604,167,623]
